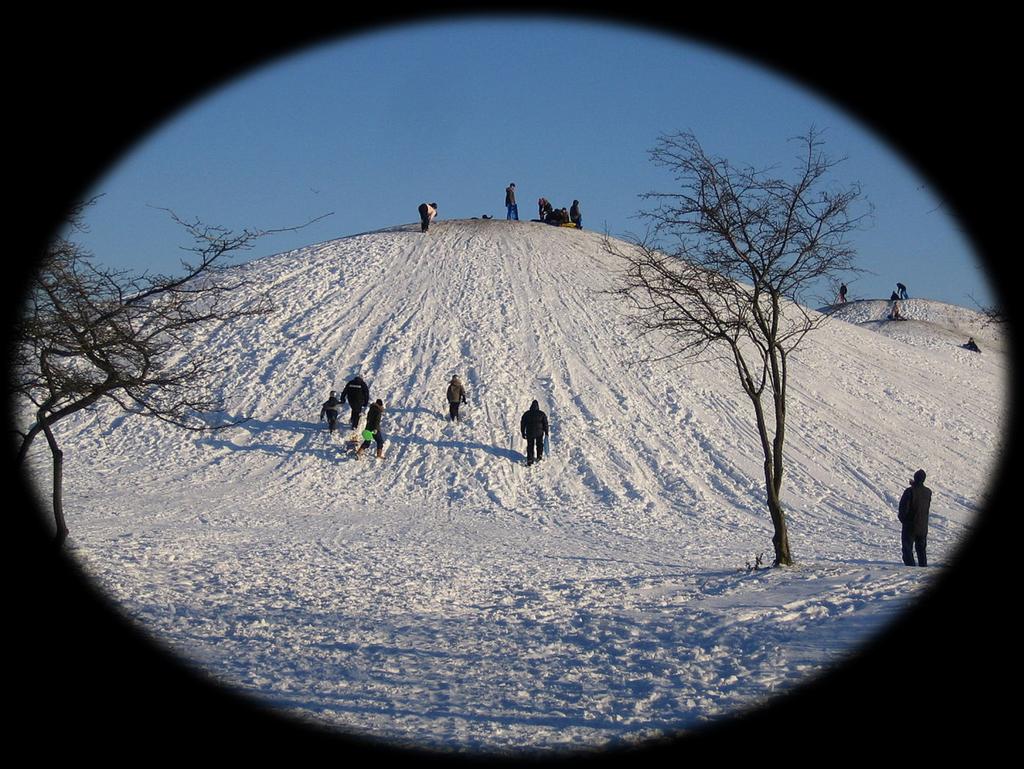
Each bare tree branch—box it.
[606,129,868,566]
[12,204,329,544]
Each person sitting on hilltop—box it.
[570,200,582,230]
[538,198,553,221]
[890,300,903,321]
[963,337,981,352]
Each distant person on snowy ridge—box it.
[319,390,343,433]
[520,400,549,466]
[837,283,848,303]
[505,183,518,220]
[356,399,386,459]
[889,300,903,321]
[538,198,553,221]
[897,282,909,300]
[963,337,981,352]
[446,375,468,422]
[897,469,932,566]
[570,200,582,230]
[418,202,438,233]
[341,375,370,429]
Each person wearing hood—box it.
[446,376,468,422]
[898,469,932,566]
[319,390,343,433]
[418,202,438,233]
[356,399,386,459]
[341,375,371,430]
[570,200,582,230]
[520,400,549,466]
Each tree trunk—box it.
[769,497,792,567]
[42,423,68,546]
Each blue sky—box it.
[73,16,990,308]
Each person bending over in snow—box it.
[446,375,468,422]
[418,202,438,232]
[341,375,370,430]
[356,399,387,459]
[520,400,549,466]
[319,390,343,433]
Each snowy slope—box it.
[23,219,1009,754]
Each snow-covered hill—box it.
[24,219,1009,754]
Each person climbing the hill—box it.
[570,200,582,230]
[446,375,468,422]
[418,202,438,233]
[341,374,371,430]
[505,183,518,221]
[520,400,549,466]
[897,282,909,300]
[356,399,387,459]
[897,469,932,566]
[319,390,343,433]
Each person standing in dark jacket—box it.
[356,399,386,459]
[505,183,518,220]
[446,375,467,422]
[341,375,370,430]
[898,469,932,566]
[319,390,343,433]
[520,400,549,466]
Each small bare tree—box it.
[607,129,868,566]
[12,203,328,545]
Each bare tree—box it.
[12,203,329,545]
[606,129,869,566]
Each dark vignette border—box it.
[8,4,1017,764]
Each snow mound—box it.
[24,218,1010,753]
[820,299,1007,353]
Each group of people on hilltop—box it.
[320,374,550,465]
[417,184,582,233]
[537,196,582,229]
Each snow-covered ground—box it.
[21,219,1009,755]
